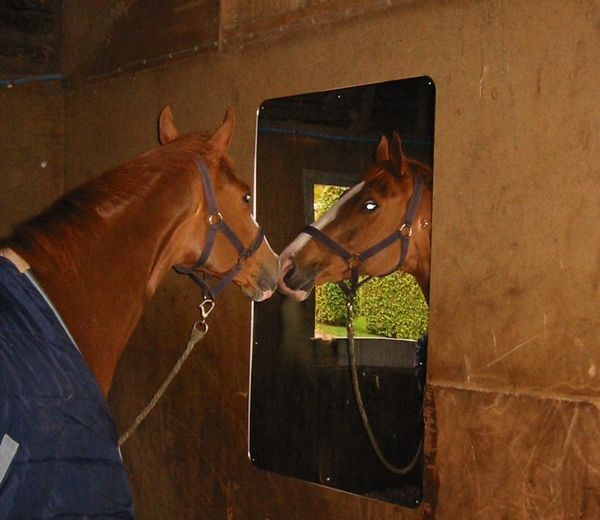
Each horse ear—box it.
[375,135,390,163]
[389,131,406,177]
[158,105,179,145]
[208,108,235,157]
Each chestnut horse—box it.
[0,107,278,517]
[278,132,431,303]
[277,131,431,476]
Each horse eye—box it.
[243,193,252,204]
[364,200,378,212]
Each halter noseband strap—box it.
[173,159,265,300]
[302,173,425,296]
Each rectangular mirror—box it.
[250,77,435,507]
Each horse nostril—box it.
[260,265,279,293]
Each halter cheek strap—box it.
[302,173,424,296]
[173,159,265,300]
[121,159,266,446]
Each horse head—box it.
[278,132,432,303]
[157,106,279,302]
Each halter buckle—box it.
[399,223,413,238]
[208,212,223,226]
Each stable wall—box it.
[53,1,600,518]
[0,84,64,236]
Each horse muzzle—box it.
[241,266,277,302]
[236,239,279,302]
[277,256,315,302]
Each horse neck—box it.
[403,249,430,305]
[16,169,200,395]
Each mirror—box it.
[250,77,435,507]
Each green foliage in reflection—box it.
[360,272,428,339]
[313,183,428,339]
[315,282,347,325]
[314,185,349,326]
[313,185,346,220]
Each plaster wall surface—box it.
[3,0,598,518]
[0,84,64,236]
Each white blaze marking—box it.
[281,181,365,261]
[313,182,365,231]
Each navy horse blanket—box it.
[0,257,133,518]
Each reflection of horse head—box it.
[278,132,432,303]
[1,106,279,394]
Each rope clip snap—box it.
[198,298,215,321]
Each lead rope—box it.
[345,292,423,475]
[118,298,215,447]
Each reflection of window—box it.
[314,183,346,221]
[311,182,429,341]
[313,183,352,339]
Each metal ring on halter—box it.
[399,223,413,238]
[208,212,223,226]
[237,251,249,267]
[348,254,361,270]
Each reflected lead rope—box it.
[345,292,423,475]
[118,298,214,447]
[303,173,426,474]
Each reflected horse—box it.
[0,106,278,518]
[278,132,432,303]
[277,132,431,476]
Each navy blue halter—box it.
[173,159,265,300]
[302,173,424,298]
